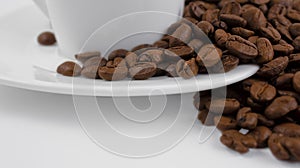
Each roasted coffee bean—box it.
[205,98,240,115]
[165,64,178,77]
[37,32,56,45]
[138,49,164,64]
[226,35,258,60]
[287,9,300,22]
[220,1,242,15]
[256,38,274,64]
[75,51,101,63]
[294,72,300,93]
[242,78,262,92]
[259,23,282,43]
[83,56,107,68]
[289,23,300,37]
[257,56,289,78]
[293,36,300,51]
[131,44,153,52]
[220,14,247,27]
[108,49,128,60]
[268,4,287,21]
[289,53,300,67]
[166,46,194,60]
[214,116,238,132]
[274,73,294,90]
[273,19,293,42]
[231,27,255,39]
[265,96,298,119]
[268,133,300,161]
[168,36,186,48]
[248,126,272,148]
[129,62,157,80]
[242,7,267,30]
[248,36,259,44]
[250,0,270,5]
[198,109,218,126]
[57,61,82,77]
[153,40,169,49]
[125,52,138,68]
[247,97,265,112]
[81,65,100,79]
[215,29,231,48]
[274,123,300,137]
[236,107,258,130]
[172,23,192,43]
[270,0,293,7]
[273,40,295,55]
[202,9,220,25]
[189,1,214,20]
[259,4,268,14]
[98,66,128,81]
[278,91,300,103]
[176,58,198,79]
[106,57,127,68]
[196,21,214,36]
[188,39,204,52]
[257,114,275,127]
[250,81,276,103]
[294,0,300,12]
[220,55,240,72]
[196,44,222,67]
[220,130,257,153]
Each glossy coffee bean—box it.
[38,32,56,45]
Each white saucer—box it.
[0,4,259,97]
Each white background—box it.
[0,0,300,167]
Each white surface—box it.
[0,1,299,168]
[0,1,258,97]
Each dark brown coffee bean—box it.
[294,0,300,11]
[214,116,238,132]
[221,55,240,72]
[188,39,204,52]
[259,23,282,43]
[289,53,300,67]
[125,52,138,68]
[202,9,220,24]
[57,61,82,77]
[220,1,242,15]
[198,109,218,126]
[205,98,240,115]
[215,29,230,48]
[196,21,214,36]
[172,23,192,43]
[81,66,100,79]
[278,90,300,102]
[168,37,186,48]
[293,36,300,51]
[287,8,300,22]
[273,19,293,42]
[83,57,107,68]
[226,35,258,60]
[242,7,267,30]
[108,49,128,60]
[268,4,287,21]
[257,56,289,78]
[250,0,270,5]
[176,58,198,79]
[247,97,266,112]
[294,72,300,93]
[129,62,157,80]
[153,40,169,49]
[289,23,300,37]
[274,123,300,137]
[131,44,153,52]
[165,64,179,77]
[75,51,101,63]
[98,66,128,81]
[166,46,194,60]
[236,107,258,130]
[138,49,164,64]
[242,78,262,92]
[248,36,259,44]
[220,130,257,153]
[274,14,292,27]
[106,57,127,68]
[256,38,274,64]
[250,82,277,103]
[268,133,300,161]
[37,32,56,45]
[265,96,298,119]
[259,4,268,14]
[274,73,294,90]
[189,1,215,20]
[270,0,293,7]
[257,114,275,127]
[196,44,222,67]
[273,40,295,55]
[220,14,247,27]
[231,27,255,39]
[248,126,272,148]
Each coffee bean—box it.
[196,44,222,67]
[236,107,258,130]
[165,64,179,77]
[131,44,153,52]
[166,46,195,60]
[257,56,289,78]
[265,96,298,119]
[289,23,300,37]
[259,4,268,14]
[106,57,127,68]
[81,66,100,79]
[37,32,56,46]
[293,36,300,50]
[214,116,238,132]
[220,130,257,153]
[189,1,217,20]
[172,23,192,44]
[129,62,157,80]
[250,82,277,103]
[188,39,204,52]
[231,27,255,39]
[256,38,274,64]
[176,58,198,79]
[250,0,270,5]
[226,35,258,60]
[287,9,300,22]
[83,56,107,68]
[259,23,282,43]
[205,98,240,115]
[98,66,128,81]
[220,1,242,15]
[257,114,275,127]
[196,21,214,36]
[138,49,164,64]
[294,72,300,93]
[220,14,247,27]
[248,36,259,44]
[278,90,300,102]
[274,123,300,137]
[273,40,295,55]
[221,55,240,72]
[153,40,169,49]
[274,73,294,90]
[248,126,272,148]
[215,29,230,48]
[108,49,128,60]
[273,18,293,42]
[75,51,101,63]
[242,7,267,30]
[57,61,82,77]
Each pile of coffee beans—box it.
[190,0,300,162]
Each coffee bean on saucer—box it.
[38,32,56,46]
[57,61,82,77]
[98,66,128,81]
[129,62,157,80]
[81,65,100,79]
[108,49,128,60]
[83,56,107,68]
[75,51,101,63]
[176,58,198,79]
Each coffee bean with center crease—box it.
[293,36,300,51]
[38,32,56,46]
[256,38,274,64]
[294,72,300,93]
[176,58,198,79]
[75,51,101,63]
[171,23,192,43]
[220,55,240,73]
[165,46,195,60]
[214,116,238,132]
[205,98,240,115]
[220,14,247,27]
[220,1,242,15]
[250,81,277,103]
[265,96,298,119]
[236,107,258,130]
[226,35,258,60]
[231,27,255,39]
[215,29,231,48]
[129,62,157,80]
[287,9,300,22]
[189,1,217,20]
[108,49,128,60]
[257,56,289,78]
[274,123,300,137]
[83,56,107,68]
[138,49,164,64]
[242,7,267,30]
[259,23,282,43]
[268,4,287,20]
[289,23,300,37]
[57,61,82,77]
[273,40,295,55]
[196,44,222,67]
[98,66,128,81]
[196,21,215,36]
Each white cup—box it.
[34,0,185,58]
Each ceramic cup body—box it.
[43,0,185,58]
